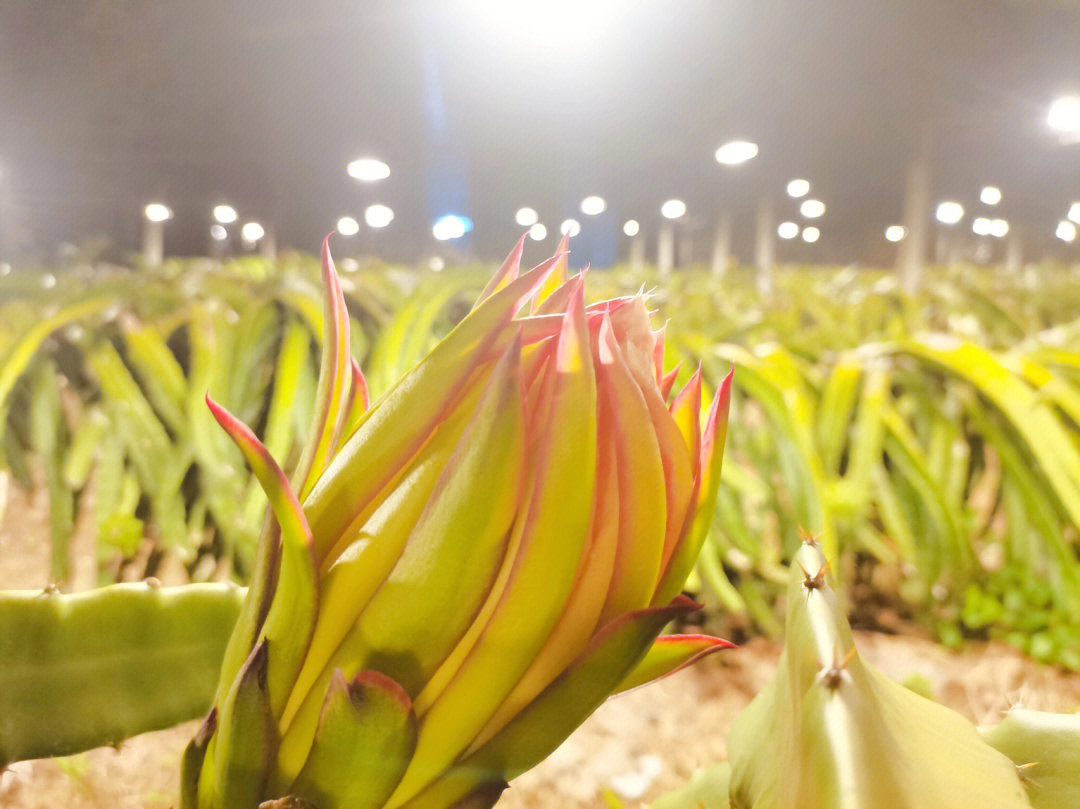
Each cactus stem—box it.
[799,561,830,592]
[39,583,60,596]
[1014,761,1040,787]
[818,646,857,691]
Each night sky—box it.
[2,0,1080,265]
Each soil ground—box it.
[3,477,1079,809]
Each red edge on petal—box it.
[660,364,682,400]
[349,670,415,713]
[477,233,527,305]
[702,365,735,460]
[614,633,736,696]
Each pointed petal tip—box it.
[349,670,415,713]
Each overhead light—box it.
[428,256,445,272]
[432,214,473,241]
[660,199,686,219]
[801,226,820,243]
[885,225,906,242]
[144,202,172,222]
[622,219,640,237]
[935,201,964,225]
[336,216,360,236]
[714,140,759,166]
[800,199,825,218]
[979,186,1002,206]
[972,217,992,236]
[990,218,1009,238]
[786,179,810,198]
[1068,202,1080,224]
[1048,95,1080,136]
[346,157,390,182]
[559,218,581,237]
[1056,219,1077,242]
[241,221,265,243]
[529,223,547,240]
[364,204,394,229]
[777,221,799,239]
[515,207,538,227]
[209,224,228,241]
[580,195,606,216]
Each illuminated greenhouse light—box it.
[209,224,228,241]
[515,207,538,227]
[364,204,394,229]
[144,202,172,222]
[429,256,445,272]
[800,199,825,219]
[714,140,759,166]
[529,222,547,241]
[1068,202,1080,224]
[885,225,906,242]
[660,199,686,219]
[777,221,799,239]
[802,226,820,243]
[212,204,238,224]
[336,216,360,236]
[559,218,581,237]
[979,186,1002,206]
[935,201,964,225]
[1048,95,1080,135]
[972,217,992,236]
[433,214,473,241]
[990,218,1009,238]
[346,156,390,182]
[1056,220,1077,243]
[580,196,606,216]
[623,219,640,237]
[786,178,810,198]
[241,221,264,243]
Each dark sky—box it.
[2,0,1080,264]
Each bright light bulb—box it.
[777,221,799,239]
[622,219,640,237]
[800,199,825,218]
[364,204,394,229]
[660,199,686,219]
[972,217,992,236]
[714,140,759,166]
[1068,202,1080,224]
[336,216,360,236]
[979,186,1001,206]
[212,204,238,224]
[429,256,445,272]
[347,157,390,182]
[515,207,538,227]
[559,218,581,237]
[241,221,264,243]
[885,225,906,242]
[580,196,606,216]
[990,218,1009,238]
[786,179,810,198]
[1048,95,1080,135]
[1056,220,1077,243]
[144,202,172,222]
[209,224,228,241]
[801,226,820,243]
[432,214,472,241]
[935,201,964,225]
[529,223,547,241]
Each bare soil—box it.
[3,477,1079,809]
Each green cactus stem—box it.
[0,581,243,765]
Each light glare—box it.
[1057,220,1078,243]
[990,218,1009,238]
[660,199,686,219]
[364,204,394,229]
[559,218,581,237]
[979,186,1002,206]
[777,221,799,239]
[212,204,238,224]
[972,217,992,236]
[515,207,538,227]
[885,225,906,242]
[347,157,390,182]
[580,196,606,216]
[241,221,265,243]
[336,216,360,237]
[714,140,759,166]
[622,219,640,237]
[1048,95,1080,135]
[529,223,547,241]
[432,214,473,241]
[786,179,810,198]
[935,201,964,225]
[144,202,172,222]
[801,226,820,243]
[1068,202,1080,224]
[800,199,825,218]
[209,224,227,241]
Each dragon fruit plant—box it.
[173,234,735,809]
